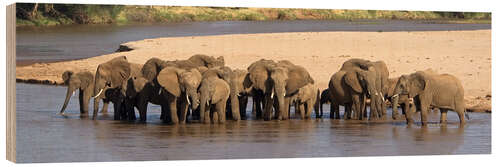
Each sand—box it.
[16,30,491,112]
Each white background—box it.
[1,0,497,166]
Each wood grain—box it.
[7,3,17,162]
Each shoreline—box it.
[15,31,491,112]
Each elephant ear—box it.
[285,66,314,94]
[62,71,74,84]
[344,71,363,93]
[157,68,181,97]
[409,72,427,97]
[104,56,131,88]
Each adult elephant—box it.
[198,75,231,124]
[156,66,202,124]
[372,61,389,118]
[247,59,277,120]
[200,66,249,121]
[227,69,253,120]
[92,56,142,120]
[392,70,468,126]
[328,60,378,120]
[59,71,94,116]
[334,58,386,120]
[270,60,315,120]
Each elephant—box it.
[227,69,253,121]
[200,66,251,121]
[59,71,95,116]
[318,89,331,118]
[198,76,231,124]
[392,70,468,126]
[289,83,320,119]
[270,60,315,121]
[331,58,386,120]
[156,66,202,124]
[386,77,416,120]
[92,56,143,120]
[247,59,277,120]
[328,61,378,120]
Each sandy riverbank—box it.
[16,30,491,112]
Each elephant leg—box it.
[101,100,109,113]
[456,103,466,125]
[405,103,414,125]
[299,103,305,120]
[344,103,351,120]
[240,96,248,120]
[82,89,91,115]
[178,97,189,124]
[306,100,313,119]
[169,97,179,124]
[393,102,401,120]
[419,101,429,127]
[253,96,262,119]
[361,95,367,119]
[113,102,121,120]
[79,91,84,113]
[352,95,363,120]
[439,108,448,124]
[263,94,273,121]
[138,102,148,122]
[216,102,226,124]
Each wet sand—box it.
[15,30,492,112]
[15,83,491,163]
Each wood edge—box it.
[6,3,17,163]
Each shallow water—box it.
[16,83,491,163]
[16,20,490,65]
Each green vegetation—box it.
[16,3,491,27]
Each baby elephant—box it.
[59,71,94,116]
[290,83,320,119]
[199,77,230,124]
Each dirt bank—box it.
[16,30,491,112]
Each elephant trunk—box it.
[199,91,208,123]
[93,97,100,120]
[391,94,400,120]
[60,85,77,114]
[276,89,286,120]
[230,90,241,121]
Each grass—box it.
[16,5,492,27]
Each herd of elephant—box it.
[59,54,469,126]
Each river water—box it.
[16,83,491,163]
[15,20,491,163]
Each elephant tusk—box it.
[283,93,286,97]
[158,89,162,95]
[72,91,76,96]
[93,89,104,98]
[271,92,274,99]
[186,94,191,105]
[408,98,414,104]
[237,93,241,97]
[391,94,399,99]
